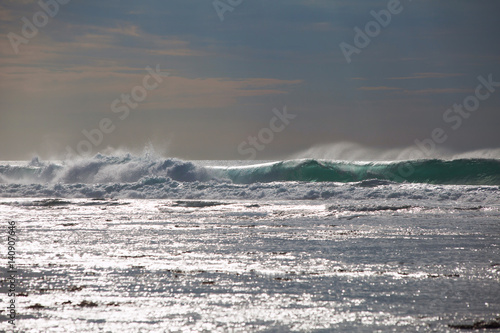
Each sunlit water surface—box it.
[0,197,499,332]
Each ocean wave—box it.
[1,154,499,187]
[0,154,212,184]
[0,154,499,201]
[218,158,500,185]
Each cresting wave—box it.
[1,154,500,186]
[0,154,499,200]
[219,158,500,185]
[0,154,211,184]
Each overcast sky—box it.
[1,0,499,160]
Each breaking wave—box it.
[0,153,499,200]
[219,158,500,185]
[0,154,211,184]
[1,154,499,187]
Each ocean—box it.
[1,154,499,332]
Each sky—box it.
[1,0,499,160]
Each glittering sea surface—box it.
[1,196,499,332]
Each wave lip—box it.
[218,158,500,185]
[1,155,499,186]
[0,154,213,185]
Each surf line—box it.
[65,65,169,158]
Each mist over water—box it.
[1,146,500,186]
[0,148,499,200]
[290,142,500,161]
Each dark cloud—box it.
[0,0,499,159]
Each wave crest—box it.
[220,158,500,185]
[0,154,212,184]
[1,154,499,186]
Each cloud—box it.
[388,72,464,80]
[1,0,500,159]
[305,22,336,32]
[401,88,473,95]
[145,76,301,109]
[0,60,301,111]
[0,6,13,21]
[357,86,401,91]
[355,86,472,95]
[0,14,302,115]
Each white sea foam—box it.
[0,153,499,202]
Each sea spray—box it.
[1,155,500,186]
